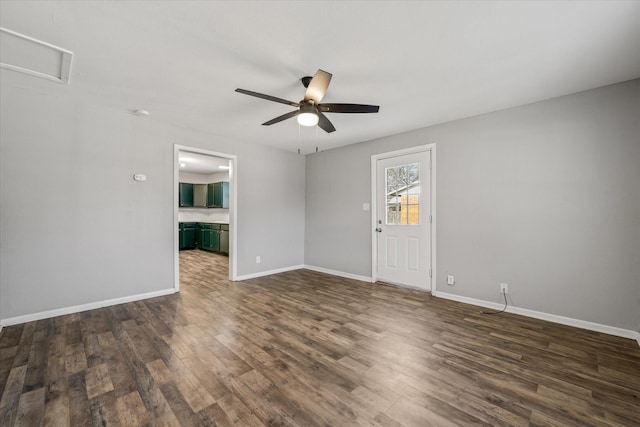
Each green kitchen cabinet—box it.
[219,224,229,255]
[179,183,194,207]
[208,182,229,208]
[179,223,196,250]
[210,224,221,252]
[193,184,208,208]
[206,184,214,207]
[198,223,211,250]
[195,222,227,253]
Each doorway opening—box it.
[173,145,237,292]
[370,144,436,293]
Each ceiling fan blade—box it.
[318,103,380,113]
[317,112,336,133]
[304,69,332,104]
[262,110,299,126]
[235,88,299,107]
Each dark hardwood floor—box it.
[1,249,639,426]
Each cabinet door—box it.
[210,229,220,252]
[183,228,196,249]
[193,184,208,207]
[202,229,211,250]
[212,182,229,208]
[207,183,215,208]
[179,226,185,250]
[219,230,229,255]
[179,183,194,207]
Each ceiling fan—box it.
[235,69,379,133]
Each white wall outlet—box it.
[447,274,455,285]
[256,256,261,264]
[500,283,508,294]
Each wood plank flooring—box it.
[1,249,639,426]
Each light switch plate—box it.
[362,203,370,211]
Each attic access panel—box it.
[0,27,73,84]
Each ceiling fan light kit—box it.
[297,103,319,126]
[235,69,379,134]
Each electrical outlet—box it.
[500,283,508,294]
[256,256,261,264]
[447,274,455,285]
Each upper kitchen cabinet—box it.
[179,183,194,207]
[208,182,229,209]
[193,184,208,208]
[179,181,228,209]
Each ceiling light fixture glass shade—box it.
[297,103,319,127]
[297,112,319,126]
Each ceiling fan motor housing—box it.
[299,102,317,114]
[301,76,313,88]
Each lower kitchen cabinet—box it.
[210,224,221,252]
[179,223,196,250]
[194,222,228,255]
[219,224,229,255]
[198,223,211,250]
[180,222,228,253]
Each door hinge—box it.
[429,269,432,278]
[429,214,432,223]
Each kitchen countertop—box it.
[180,221,228,224]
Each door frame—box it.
[370,143,436,293]
[173,144,238,292]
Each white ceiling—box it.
[1,1,639,154]
[178,152,229,174]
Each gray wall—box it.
[305,80,640,331]
[0,73,305,320]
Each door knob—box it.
[375,228,382,233]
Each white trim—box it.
[0,27,73,84]
[371,143,437,292]
[235,265,304,281]
[433,291,639,341]
[0,288,176,327]
[636,332,640,348]
[304,265,373,283]
[174,145,238,287]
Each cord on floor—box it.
[481,291,508,315]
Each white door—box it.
[376,150,431,290]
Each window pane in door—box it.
[385,163,421,225]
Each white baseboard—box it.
[433,291,639,342]
[303,265,373,283]
[0,288,177,327]
[636,332,640,348]
[235,265,304,281]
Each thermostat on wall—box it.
[133,174,147,182]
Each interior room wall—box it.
[0,72,305,322]
[178,171,229,184]
[305,79,640,332]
